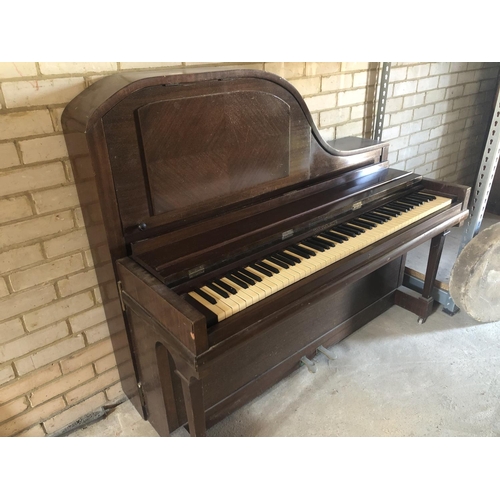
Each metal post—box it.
[373,63,391,142]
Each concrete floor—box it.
[70,214,500,437]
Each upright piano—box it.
[62,67,470,436]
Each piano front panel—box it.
[181,259,403,429]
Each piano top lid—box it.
[62,66,390,260]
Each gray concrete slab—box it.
[71,303,500,437]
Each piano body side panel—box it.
[116,258,208,355]
[63,120,146,418]
[420,178,471,212]
[121,305,182,437]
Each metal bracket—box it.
[373,62,391,142]
[137,381,147,409]
[300,356,317,373]
[117,280,126,311]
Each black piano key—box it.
[372,209,395,218]
[341,223,364,234]
[413,192,435,201]
[395,200,415,210]
[214,278,237,294]
[360,213,387,224]
[397,199,418,207]
[351,218,375,229]
[402,196,423,206]
[274,252,298,265]
[406,194,426,202]
[347,220,372,233]
[258,261,280,274]
[225,273,248,289]
[277,251,300,263]
[309,237,331,249]
[267,256,289,269]
[301,240,325,252]
[206,282,229,299]
[326,230,348,241]
[239,268,262,282]
[287,246,311,259]
[387,202,410,212]
[194,288,217,304]
[383,206,402,215]
[376,207,400,216]
[319,232,342,244]
[370,209,392,221]
[233,270,255,285]
[291,244,315,256]
[250,263,273,276]
[313,234,335,249]
[332,226,357,237]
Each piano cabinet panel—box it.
[121,257,404,436]
[200,258,404,406]
[117,258,208,355]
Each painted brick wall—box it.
[0,62,498,436]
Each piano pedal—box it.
[317,345,336,360]
[300,356,317,373]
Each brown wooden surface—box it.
[395,231,448,322]
[117,258,208,355]
[63,68,389,247]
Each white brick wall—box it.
[0,61,498,437]
[382,62,499,185]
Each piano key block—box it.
[189,194,452,323]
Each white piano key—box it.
[188,291,227,321]
[201,285,240,315]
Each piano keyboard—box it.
[187,192,452,324]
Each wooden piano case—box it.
[62,67,470,436]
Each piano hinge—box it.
[188,265,205,279]
[137,382,146,408]
[117,280,126,311]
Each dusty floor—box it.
[70,214,500,437]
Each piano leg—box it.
[422,232,447,300]
[175,370,206,437]
[395,231,448,323]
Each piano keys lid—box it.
[62,67,390,266]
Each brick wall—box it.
[0,62,498,436]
